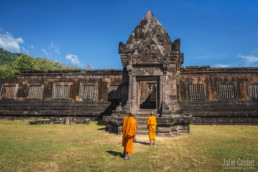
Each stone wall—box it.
[179,66,258,124]
[1,67,258,125]
[0,70,122,119]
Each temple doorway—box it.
[138,80,158,110]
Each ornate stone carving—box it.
[133,67,163,76]
[119,11,177,66]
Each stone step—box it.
[0,111,100,116]
[181,107,258,111]
[137,110,156,114]
[135,117,148,122]
[136,131,149,135]
[135,116,149,118]
[118,128,149,133]
[136,121,148,125]
[0,106,106,111]
[137,128,149,132]
[135,114,151,117]
[137,124,148,129]
[188,111,258,117]
[180,101,258,105]
[180,104,258,109]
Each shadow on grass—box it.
[106,150,123,158]
[97,127,106,130]
[134,141,150,145]
[97,120,107,126]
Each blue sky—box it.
[0,0,258,69]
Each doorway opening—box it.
[139,81,157,110]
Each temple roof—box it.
[127,11,167,41]
[119,11,176,65]
[125,10,172,56]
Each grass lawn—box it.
[0,120,257,172]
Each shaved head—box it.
[129,110,135,116]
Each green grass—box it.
[0,120,257,172]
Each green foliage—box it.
[31,57,78,71]
[0,64,20,79]
[0,48,22,65]
[0,48,79,79]
[14,54,34,71]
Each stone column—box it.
[123,64,133,113]
[131,75,137,112]
[165,63,181,116]
[126,74,132,112]
[159,75,164,113]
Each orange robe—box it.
[147,116,157,140]
[122,116,137,153]
[122,115,128,146]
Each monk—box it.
[122,111,137,160]
[122,115,129,149]
[147,112,157,145]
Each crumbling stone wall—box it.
[179,66,258,124]
[0,70,122,119]
[1,67,258,125]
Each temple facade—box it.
[0,11,258,135]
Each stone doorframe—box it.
[128,75,165,115]
[136,76,159,112]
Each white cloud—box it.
[49,41,60,55]
[41,49,49,58]
[238,54,258,66]
[0,32,24,52]
[30,45,34,49]
[65,54,80,66]
[215,64,230,67]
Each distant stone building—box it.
[0,11,258,135]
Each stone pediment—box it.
[132,45,162,64]
[119,11,173,66]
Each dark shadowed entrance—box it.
[139,81,157,109]
[136,77,159,111]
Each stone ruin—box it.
[104,11,191,136]
[28,117,90,125]
[0,11,258,136]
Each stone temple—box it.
[0,11,258,136]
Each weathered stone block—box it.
[157,127,171,133]
[176,125,189,130]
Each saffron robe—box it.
[147,116,157,140]
[122,115,129,146]
[122,116,137,153]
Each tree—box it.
[0,48,80,79]
[14,54,34,72]
[0,48,22,65]
[0,64,20,79]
